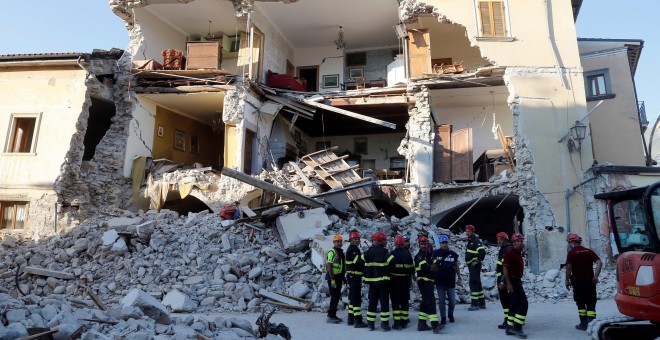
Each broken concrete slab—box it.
[22,267,74,280]
[275,208,331,253]
[101,229,119,246]
[105,217,142,228]
[258,289,309,310]
[121,288,171,323]
[162,289,197,312]
[1,235,17,248]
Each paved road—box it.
[201,298,621,339]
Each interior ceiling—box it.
[285,103,409,137]
[430,86,509,108]
[141,92,225,124]
[145,0,400,49]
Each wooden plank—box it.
[301,146,339,158]
[23,266,74,280]
[132,86,232,93]
[326,164,360,177]
[324,96,408,106]
[239,205,257,218]
[314,155,349,167]
[221,168,324,208]
[87,288,107,311]
[302,100,396,129]
[79,318,118,325]
[21,329,58,340]
[258,289,308,309]
[288,161,314,187]
[408,29,431,77]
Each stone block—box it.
[106,217,142,228]
[162,289,197,312]
[288,281,311,299]
[275,208,331,253]
[121,288,170,323]
[248,267,262,280]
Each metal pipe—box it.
[564,176,598,232]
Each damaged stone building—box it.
[0,0,656,273]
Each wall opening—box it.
[162,195,212,216]
[83,97,116,161]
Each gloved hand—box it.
[330,279,336,288]
[343,277,348,285]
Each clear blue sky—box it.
[0,0,657,124]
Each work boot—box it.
[468,305,480,311]
[587,317,596,324]
[440,317,447,325]
[347,314,354,326]
[575,316,588,331]
[417,320,431,331]
[509,325,527,339]
[431,321,443,334]
[448,315,455,323]
[392,320,402,331]
[326,316,342,324]
[402,319,409,328]
[498,318,508,329]
[354,316,367,329]
[505,325,514,335]
[367,321,375,331]
[381,322,391,332]
[479,299,486,309]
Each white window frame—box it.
[474,0,513,40]
[4,112,42,155]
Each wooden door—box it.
[224,125,239,169]
[451,128,474,181]
[407,29,431,77]
[237,26,264,81]
[433,124,452,183]
[244,129,256,174]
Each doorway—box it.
[298,66,319,92]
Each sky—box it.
[0,0,657,128]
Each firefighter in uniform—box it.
[565,233,602,331]
[495,232,512,329]
[402,235,413,328]
[503,233,528,339]
[415,236,443,333]
[326,234,345,324]
[389,235,415,330]
[362,231,394,331]
[465,224,487,310]
[345,230,367,328]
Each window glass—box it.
[9,117,37,152]
[15,204,26,229]
[1,204,12,229]
[588,74,607,97]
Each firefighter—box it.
[565,233,602,331]
[503,233,528,339]
[345,230,367,328]
[389,235,415,330]
[362,231,394,331]
[465,224,487,310]
[402,235,413,328]
[495,232,512,329]
[326,234,345,324]
[433,234,462,325]
[415,236,443,333]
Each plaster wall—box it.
[123,96,155,177]
[132,7,187,61]
[424,19,489,71]
[251,7,293,78]
[343,48,397,83]
[309,133,406,171]
[294,46,344,94]
[581,51,645,166]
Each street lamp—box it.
[568,120,587,152]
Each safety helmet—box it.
[439,235,449,243]
[466,225,476,232]
[418,236,429,244]
[403,235,410,242]
[349,231,360,239]
[333,234,343,242]
[567,233,582,243]
[496,232,509,241]
[511,233,524,242]
[372,232,387,242]
[394,235,405,245]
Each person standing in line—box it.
[503,233,528,339]
[389,235,415,330]
[326,234,345,324]
[402,235,413,328]
[345,230,368,328]
[433,234,462,325]
[465,224,487,310]
[565,233,602,331]
[415,236,443,333]
[495,232,512,329]
[362,231,394,331]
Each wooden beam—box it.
[23,266,74,280]
[265,94,315,118]
[324,96,409,106]
[133,86,232,93]
[288,161,314,187]
[221,167,324,208]
[303,100,396,129]
[87,288,107,311]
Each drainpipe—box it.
[544,0,567,89]
[246,11,253,80]
[564,176,597,233]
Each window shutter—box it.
[492,2,505,36]
[479,2,493,36]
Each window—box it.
[1,202,27,230]
[478,1,506,37]
[584,69,614,101]
[6,115,39,153]
[346,52,367,67]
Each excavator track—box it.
[588,316,660,340]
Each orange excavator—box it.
[590,182,660,339]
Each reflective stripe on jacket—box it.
[496,243,512,282]
[327,248,345,275]
[362,245,393,284]
[345,244,364,276]
[465,236,486,265]
[415,250,436,282]
[389,248,415,278]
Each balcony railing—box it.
[639,101,648,130]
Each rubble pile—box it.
[0,291,274,339]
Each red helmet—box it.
[466,225,476,232]
[496,232,509,240]
[350,231,360,239]
[372,232,387,242]
[567,233,582,243]
[511,233,524,242]
[418,236,429,244]
[394,235,405,245]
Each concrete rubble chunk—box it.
[288,281,311,299]
[0,323,28,339]
[6,309,26,323]
[162,289,197,312]
[1,235,17,248]
[22,266,74,280]
[106,217,142,228]
[276,208,331,253]
[102,229,120,246]
[248,267,262,279]
[221,234,232,251]
[121,288,170,323]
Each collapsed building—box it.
[0,0,657,276]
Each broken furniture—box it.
[266,70,307,92]
[301,147,378,216]
[341,78,387,91]
[474,149,510,182]
[432,61,464,74]
[162,49,185,70]
[132,59,163,71]
[186,41,222,70]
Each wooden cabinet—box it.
[186,41,221,70]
